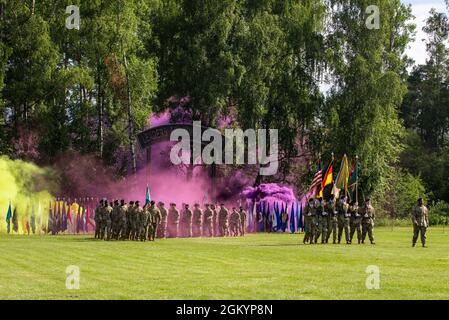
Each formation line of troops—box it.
[94,200,248,241]
[303,195,375,245]
[93,195,429,247]
[302,196,430,247]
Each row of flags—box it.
[309,154,359,201]
[4,199,96,235]
[247,200,304,234]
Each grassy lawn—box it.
[0,227,448,300]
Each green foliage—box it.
[399,8,449,203]
[380,167,427,218]
[400,130,449,202]
[0,0,444,205]
[320,0,414,200]
[429,201,449,225]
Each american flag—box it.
[309,164,322,195]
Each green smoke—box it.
[0,156,57,234]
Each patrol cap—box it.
[150,200,155,205]
[194,203,200,207]
[129,201,134,205]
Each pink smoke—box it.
[242,183,297,204]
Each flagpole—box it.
[331,152,335,194]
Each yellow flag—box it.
[335,155,350,195]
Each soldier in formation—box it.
[157,202,168,239]
[326,195,338,244]
[202,204,214,237]
[192,203,203,237]
[349,201,362,244]
[218,203,229,237]
[302,196,376,245]
[167,203,180,238]
[361,199,375,244]
[303,198,315,244]
[229,207,241,237]
[336,196,350,244]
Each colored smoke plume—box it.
[0,156,56,233]
[242,183,297,204]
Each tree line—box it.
[0,0,448,218]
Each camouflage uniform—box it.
[229,209,241,237]
[349,203,362,244]
[412,203,429,247]
[181,206,193,238]
[314,200,327,244]
[111,204,120,240]
[239,209,247,236]
[303,201,315,244]
[149,205,162,241]
[117,204,128,240]
[128,204,138,240]
[326,199,338,244]
[157,203,168,238]
[167,204,180,238]
[104,204,113,241]
[192,205,203,237]
[94,203,103,239]
[336,199,350,244]
[211,204,218,236]
[202,205,214,237]
[218,206,229,237]
[135,205,146,241]
[361,204,375,244]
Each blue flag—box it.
[296,201,300,231]
[5,201,12,234]
[290,202,295,233]
[145,185,152,204]
[5,201,12,223]
[298,201,303,231]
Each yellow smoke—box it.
[0,156,56,234]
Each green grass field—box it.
[1,227,448,300]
